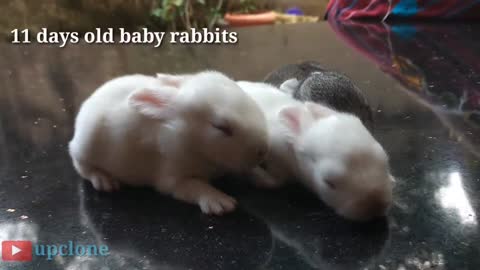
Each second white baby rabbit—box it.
[237,81,393,221]
[69,71,269,215]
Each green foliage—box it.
[238,0,257,13]
[149,0,218,31]
[149,0,260,31]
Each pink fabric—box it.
[326,0,480,21]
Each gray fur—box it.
[264,61,374,131]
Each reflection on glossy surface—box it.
[436,172,477,226]
[0,22,479,269]
[329,20,480,158]
[0,222,38,244]
[329,20,480,114]
[79,182,273,270]
[237,185,389,270]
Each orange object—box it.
[224,11,277,27]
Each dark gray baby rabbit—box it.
[264,61,374,131]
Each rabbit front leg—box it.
[158,177,237,215]
[72,157,121,192]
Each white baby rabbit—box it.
[237,81,393,221]
[69,71,269,215]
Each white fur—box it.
[279,78,300,95]
[69,72,269,215]
[237,81,393,221]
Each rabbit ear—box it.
[279,78,300,95]
[128,88,177,120]
[156,73,192,88]
[279,105,312,137]
[305,102,336,119]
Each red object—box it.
[224,12,276,27]
[2,241,33,262]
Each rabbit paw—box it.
[89,171,120,192]
[72,157,121,192]
[198,193,237,215]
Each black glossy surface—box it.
[1,22,479,270]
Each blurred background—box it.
[0,0,328,36]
